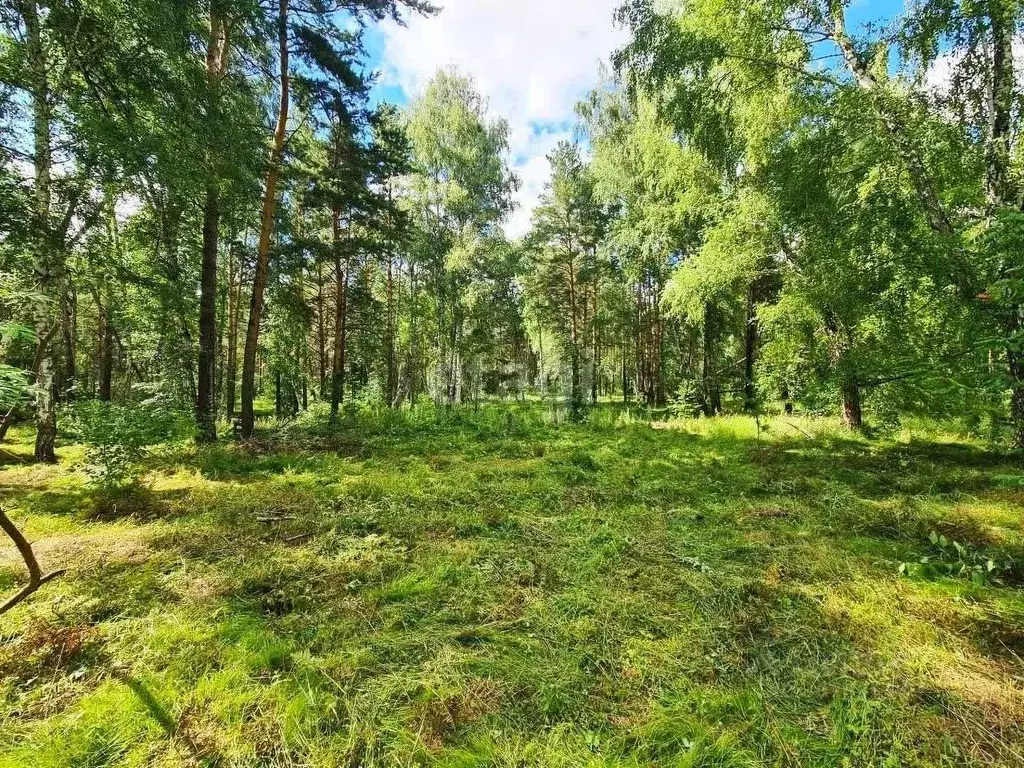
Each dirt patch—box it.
[0,527,152,575]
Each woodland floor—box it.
[1,406,1023,767]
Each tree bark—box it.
[225,248,240,419]
[591,277,599,404]
[1010,349,1024,450]
[842,382,863,430]
[22,0,57,463]
[985,2,1024,448]
[331,241,348,419]
[240,0,289,438]
[621,340,629,405]
[97,295,113,401]
[985,1,1015,209]
[60,288,76,402]
[743,282,758,412]
[569,346,584,422]
[1009,310,1024,449]
[197,184,219,441]
[703,302,721,416]
[0,407,15,442]
[315,260,328,399]
[386,253,397,407]
[409,261,419,403]
[197,6,228,443]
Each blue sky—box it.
[362,1,908,237]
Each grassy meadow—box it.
[1,406,1023,767]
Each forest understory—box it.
[5,0,1024,764]
[1,406,1023,768]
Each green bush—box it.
[65,395,186,489]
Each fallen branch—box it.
[284,532,315,545]
[0,507,65,616]
[0,446,26,463]
[785,421,814,439]
[256,515,296,524]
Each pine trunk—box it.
[240,0,288,438]
[225,251,239,419]
[197,7,228,442]
[98,296,113,401]
[197,184,219,441]
[386,254,397,407]
[316,261,328,399]
[331,217,348,420]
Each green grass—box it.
[1,406,1023,767]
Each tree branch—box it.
[0,507,65,616]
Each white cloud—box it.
[379,0,626,238]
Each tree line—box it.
[2,0,1023,461]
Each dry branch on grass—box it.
[0,507,65,616]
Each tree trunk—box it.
[591,280,599,404]
[744,283,758,412]
[842,383,863,430]
[0,408,15,442]
[23,0,57,463]
[408,261,419,403]
[331,218,348,420]
[240,0,288,439]
[985,1,1015,209]
[386,253,397,407]
[98,296,113,401]
[197,7,228,443]
[703,302,721,416]
[225,247,240,419]
[986,2,1024,449]
[621,341,629,405]
[316,260,328,399]
[569,346,584,422]
[1009,314,1024,449]
[197,184,219,441]
[275,371,282,419]
[60,289,76,402]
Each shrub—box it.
[65,395,186,490]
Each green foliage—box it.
[65,395,186,490]
[900,530,1015,586]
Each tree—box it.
[239,0,435,437]
[613,0,1011,433]
[403,68,518,404]
[526,142,605,421]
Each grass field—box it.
[1,406,1023,767]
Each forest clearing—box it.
[1,408,1023,767]
[4,0,1024,765]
